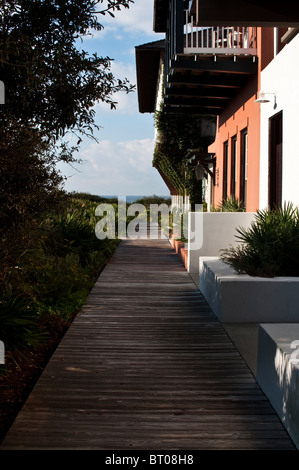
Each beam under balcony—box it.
[188,0,299,27]
[171,55,257,75]
[164,53,257,114]
[154,0,299,30]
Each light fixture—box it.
[195,163,206,181]
[255,91,277,105]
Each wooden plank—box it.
[1,230,295,450]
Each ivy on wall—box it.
[153,106,216,209]
[184,166,203,207]
[153,144,185,194]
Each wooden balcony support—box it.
[162,0,258,114]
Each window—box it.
[223,141,228,200]
[240,129,248,208]
[230,135,237,198]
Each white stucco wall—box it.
[259,33,299,209]
[154,59,164,141]
[187,211,256,273]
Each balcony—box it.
[154,0,299,30]
[162,0,258,114]
[184,24,257,56]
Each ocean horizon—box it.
[101,195,171,204]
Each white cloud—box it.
[59,1,167,197]
[101,0,157,37]
[83,138,155,174]
[61,138,168,196]
[86,0,163,40]
[95,61,138,115]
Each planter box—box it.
[257,324,299,449]
[199,257,299,323]
[171,235,188,271]
[187,212,256,273]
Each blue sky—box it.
[58,0,167,197]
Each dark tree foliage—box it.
[0,123,69,292]
[0,0,135,139]
[0,123,68,231]
[0,2,136,298]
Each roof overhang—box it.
[164,54,258,114]
[153,0,170,33]
[156,167,178,195]
[135,40,165,113]
[154,0,299,30]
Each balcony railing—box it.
[164,0,257,90]
[184,16,257,56]
[184,1,257,55]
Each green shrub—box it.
[134,195,171,208]
[20,205,119,321]
[213,197,245,212]
[0,195,120,372]
[0,296,44,352]
[221,202,299,277]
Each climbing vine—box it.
[153,106,216,209]
[184,166,203,207]
[153,144,185,194]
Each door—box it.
[240,129,248,209]
[223,141,228,200]
[268,112,283,210]
[230,135,237,199]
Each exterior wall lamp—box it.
[255,91,277,108]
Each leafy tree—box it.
[0,1,136,297]
[0,0,135,140]
[0,0,135,288]
[0,123,67,231]
[0,2,136,368]
[0,123,69,293]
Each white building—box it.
[259,30,299,209]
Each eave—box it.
[135,40,165,113]
[156,167,179,195]
[164,54,258,114]
[154,0,299,30]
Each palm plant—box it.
[214,197,245,212]
[221,202,299,277]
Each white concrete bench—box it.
[187,212,255,273]
[199,257,299,323]
[257,324,299,449]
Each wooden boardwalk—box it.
[1,228,295,450]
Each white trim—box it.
[183,47,257,55]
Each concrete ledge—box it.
[257,324,299,449]
[187,212,256,273]
[199,257,299,322]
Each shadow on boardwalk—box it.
[1,228,296,450]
